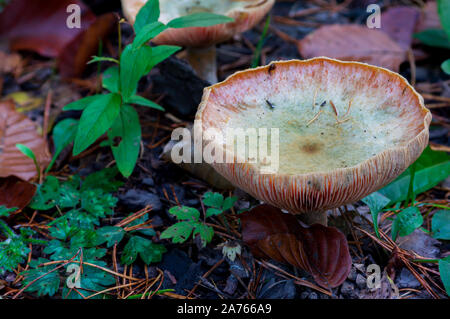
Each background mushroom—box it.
[121,0,275,83]
[196,57,432,226]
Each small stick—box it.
[307,109,323,126]
[343,99,352,117]
[329,100,339,117]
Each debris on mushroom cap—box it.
[121,0,275,47]
[195,57,432,214]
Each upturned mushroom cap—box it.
[121,0,275,47]
[195,57,431,213]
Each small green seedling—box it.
[61,0,233,178]
[161,192,237,247]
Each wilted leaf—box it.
[0,0,114,77]
[0,175,36,213]
[297,24,406,71]
[380,6,420,50]
[240,204,351,288]
[0,100,50,180]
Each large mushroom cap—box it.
[121,0,275,47]
[196,57,431,213]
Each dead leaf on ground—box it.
[0,100,51,181]
[416,1,441,33]
[0,0,115,77]
[297,24,406,71]
[380,6,420,51]
[0,51,24,78]
[240,204,352,288]
[0,176,36,213]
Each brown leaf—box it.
[0,0,115,77]
[416,1,441,33]
[297,24,406,71]
[0,100,51,181]
[0,51,24,78]
[0,176,36,213]
[380,6,420,51]
[241,204,351,288]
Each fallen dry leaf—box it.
[0,51,24,78]
[0,0,115,77]
[0,176,36,213]
[381,6,420,51]
[416,1,441,33]
[240,204,351,288]
[297,24,406,71]
[0,100,51,181]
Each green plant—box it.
[16,143,40,180]
[160,192,237,247]
[414,0,450,74]
[251,15,270,68]
[18,168,165,298]
[362,146,450,295]
[60,0,233,178]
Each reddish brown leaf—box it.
[297,24,406,71]
[380,6,420,51]
[241,204,352,288]
[0,0,115,77]
[416,1,441,33]
[0,100,51,181]
[0,176,36,213]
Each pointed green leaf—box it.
[102,66,120,93]
[134,0,160,34]
[362,192,390,238]
[108,104,141,178]
[167,12,233,29]
[132,22,167,49]
[144,45,181,72]
[46,119,78,173]
[391,206,423,241]
[120,45,153,99]
[73,93,121,156]
[126,95,164,111]
[63,95,102,111]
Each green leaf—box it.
[437,0,450,40]
[121,235,166,265]
[439,256,450,296]
[442,59,450,75]
[391,206,423,241]
[126,95,165,111]
[81,167,122,193]
[46,119,78,173]
[144,45,181,72]
[62,264,115,299]
[73,93,121,156]
[0,205,18,217]
[377,147,450,205]
[167,12,233,29]
[102,66,120,93]
[134,0,160,34]
[160,220,196,244]
[203,192,224,208]
[63,95,102,111]
[0,236,30,274]
[193,223,214,247]
[29,176,60,210]
[222,196,238,211]
[132,22,167,49]
[120,45,153,99]
[432,210,450,240]
[168,206,200,220]
[414,29,450,49]
[94,226,125,247]
[252,15,270,68]
[206,208,222,218]
[22,260,60,297]
[88,56,119,65]
[361,192,390,238]
[108,104,142,177]
[16,143,38,169]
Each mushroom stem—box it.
[186,46,218,84]
[297,210,327,226]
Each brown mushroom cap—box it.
[121,0,275,47]
[196,57,431,213]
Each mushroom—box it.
[121,0,275,83]
[195,57,431,226]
